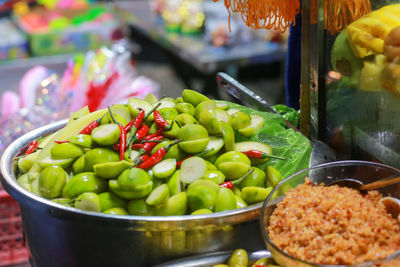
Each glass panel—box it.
[309,0,400,168]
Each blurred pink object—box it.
[98,76,160,109]
[1,91,20,120]
[96,13,113,22]
[19,66,49,108]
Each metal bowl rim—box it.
[259,160,400,267]
[1,119,262,223]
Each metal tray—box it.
[156,250,273,267]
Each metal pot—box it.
[0,120,265,267]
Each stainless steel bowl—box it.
[0,120,265,267]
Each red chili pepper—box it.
[154,110,172,130]
[108,107,126,161]
[220,181,234,190]
[126,103,162,156]
[132,154,150,167]
[78,113,107,135]
[138,154,150,164]
[132,143,145,150]
[113,143,144,152]
[138,140,181,169]
[113,143,120,151]
[54,140,69,144]
[125,109,145,133]
[176,155,193,169]
[127,102,161,133]
[117,126,126,160]
[242,150,286,160]
[79,120,99,135]
[140,136,163,154]
[144,127,164,140]
[144,102,162,120]
[25,140,38,155]
[135,125,149,142]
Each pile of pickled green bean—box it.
[15,89,298,216]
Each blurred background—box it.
[0,0,289,157]
[0,0,288,101]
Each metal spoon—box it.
[329,173,400,191]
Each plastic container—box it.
[0,189,28,266]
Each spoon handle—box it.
[361,174,400,191]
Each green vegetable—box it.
[228,111,251,130]
[127,198,154,215]
[72,155,85,174]
[187,185,217,211]
[272,104,300,127]
[109,168,153,200]
[215,187,236,212]
[265,165,283,187]
[62,172,107,199]
[39,165,67,199]
[68,134,94,148]
[91,124,121,146]
[175,113,198,126]
[93,160,132,179]
[227,249,248,267]
[18,151,39,173]
[215,151,251,180]
[241,186,273,205]
[98,192,127,211]
[238,167,266,189]
[75,192,101,212]
[175,102,195,115]
[235,195,247,209]
[84,148,119,172]
[177,124,209,154]
[103,207,128,215]
[51,143,84,159]
[202,170,225,184]
[167,170,182,196]
[18,173,31,191]
[146,184,169,206]
[156,192,187,216]
[158,107,179,120]
[182,89,209,106]
[152,158,176,179]
[15,92,312,217]
[51,198,75,207]
[191,208,212,215]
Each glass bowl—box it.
[260,160,400,267]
